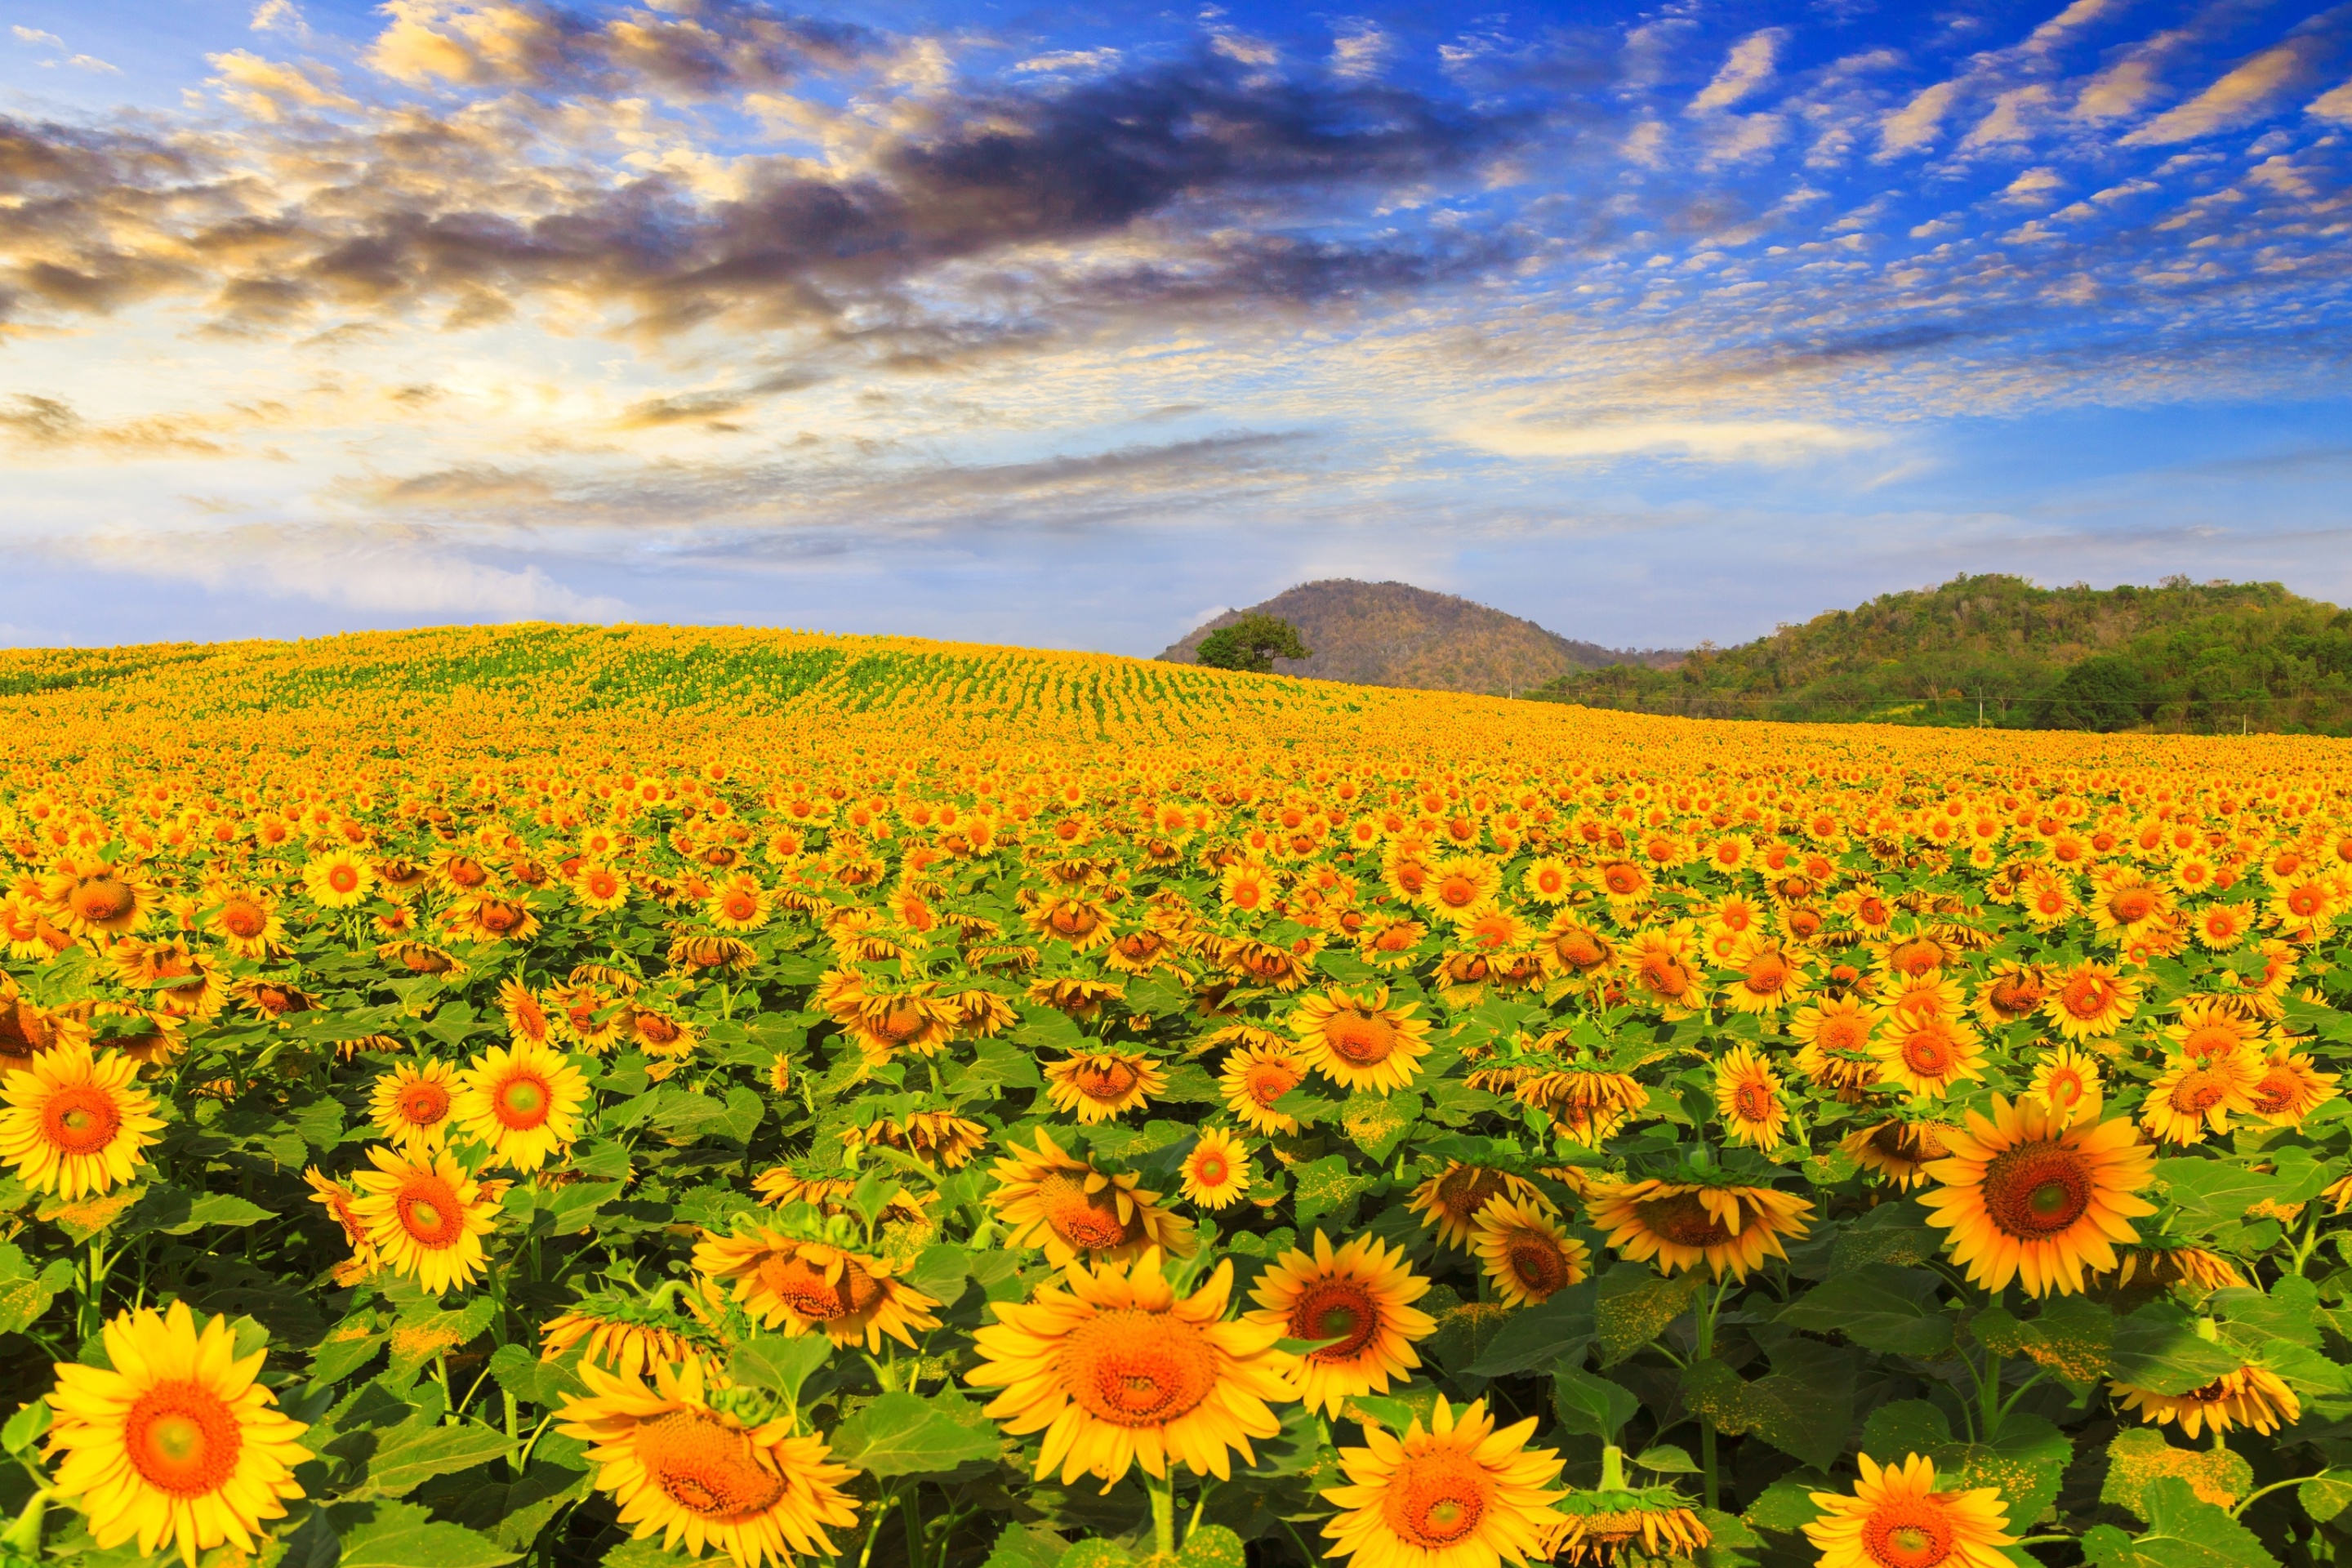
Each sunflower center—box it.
[1864,1501,1957,1568]
[1061,1310,1218,1428]
[1980,1142,2092,1237]
[1326,1010,1397,1065]
[1891,942,1943,977]
[756,1254,883,1321]
[1603,865,1641,895]
[1744,954,1788,992]
[1382,1452,1494,1548]
[1989,977,2042,1017]
[2169,1069,2230,1115]
[1732,1080,1775,1121]
[398,1081,451,1125]
[42,1086,123,1155]
[1073,1059,1140,1099]
[2180,1026,2239,1062]
[397,1174,466,1249]
[2112,889,2154,923]
[124,1381,243,1497]
[1290,1281,1380,1361]
[1504,1234,1570,1297]
[1554,930,1606,969]
[1818,1013,1867,1052]
[222,903,266,938]
[1195,1153,1229,1185]
[636,1410,786,1521]
[1632,1192,1733,1249]
[497,1074,551,1129]
[1901,1030,1954,1076]
[1435,1167,1504,1223]
[1245,1060,1303,1107]
[1035,1173,1142,1252]
[2250,1071,2294,1114]
[2060,973,2116,1019]
[2044,1069,2083,1107]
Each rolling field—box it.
[0,623,2348,1568]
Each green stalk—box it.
[1599,1445,1630,1493]
[1695,1276,1728,1512]
[1977,1346,2005,1443]
[1149,1469,1178,1561]
[901,1489,924,1568]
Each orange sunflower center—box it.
[2111,889,2154,923]
[724,893,757,920]
[1034,1173,1142,1252]
[2168,1069,2230,1115]
[1632,1192,1732,1250]
[1637,956,1692,998]
[2249,1070,2296,1114]
[1890,941,1944,978]
[328,863,361,894]
[1381,1451,1494,1548]
[1245,1058,1303,1107]
[1743,954,1789,993]
[1061,1309,1218,1428]
[1325,1009,1398,1065]
[1900,1028,1956,1076]
[2060,973,2118,1019]
[124,1380,243,1497]
[2180,1025,2241,1062]
[1290,1278,1380,1362]
[1602,864,1642,896]
[1863,1498,1958,1568]
[1553,929,1607,969]
[1503,1231,1571,1297]
[1071,1058,1141,1100]
[495,1071,553,1129]
[2288,886,2323,917]
[1731,1080,1776,1121]
[1435,1167,1504,1223]
[1987,976,2041,1017]
[1980,1141,2092,1237]
[2044,1067,2086,1107]
[221,902,267,938]
[73,880,135,923]
[1193,1150,1230,1185]
[42,1085,122,1155]
[397,1173,467,1250]
[756,1253,883,1321]
[635,1410,786,1521]
[1816,1012,1869,1052]
[397,1080,451,1126]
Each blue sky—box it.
[3,0,2348,654]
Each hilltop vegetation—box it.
[1531,574,2352,735]
[1160,580,1675,694]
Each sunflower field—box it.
[1,623,2350,1568]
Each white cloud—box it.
[1878,80,1957,157]
[2122,41,2324,145]
[1454,419,1884,465]
[2309,77,2352,124]
[61,54,121,74]
[249,0,306,33]
[1999,167,2065,206]
[11,25,65,47]
[1690,29,1786,114]
[1011,47,1120,74]
[1330,24,1390,82]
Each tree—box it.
[1196,613,1312,675]
[2036,655,2153,732]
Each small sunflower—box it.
[1918,1093,2157,1297]
[1873,1016,1986,1101]
[0,1040,163,1198]
[1549,1446,1711,1566]
[2139,1054,2261,1147]
[2043,960,2141,1041]
[1790,995,1882,1100]
[1472,1196,1592,1307]
[450,1039,590,1172]
[2026,1044,2102,1116]
[301,848,376,909]
[1044,1050,1169,1124]
[1584,1178,1814,1281]
[42,858,158,940]
[966,1249,1298,1486]
[1804,1453,2013,1568]
[541,1305,703,1378]
[1180,1127,1254,1209]
[1842,1120,1951,1192]
[570,862,630,914]
[1712,1043,1788,1150]
[1294,985,1432,1094]
[368,1058,460,1153]
[2247,1047,2337,1125]
[1247,1232,1435,1416]
[1406,1163,1548,1250]
[2112,1365,2300,1440]
[693,1230,942,1351]
[558,1356,858,1568]
[1321,1396,1567,1568]
[45,1302,313,1568]
[205,889,286,959]
[349,1145,500,1294]
[2165,999,2261,1064]
[987,1128,1196,1267]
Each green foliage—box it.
[1196,613,1312,674]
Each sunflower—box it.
[2111,1365,2300,1440]
[987,1129,1196,1266]
[1044,1050,1169,1124]
[2164,999,2260,1064]
[2018,870,2079,931]
[2043,961,2141,1040]
[368,1058,459,1153]
[2139,1054,2261,1147]
[349,1145,500,1294]
[1791,995,1882,1100]
[2189,902,2253,952]
[706,874,771,933]
[1246,1232,1435,1416]
[1219,1044,1310,1134]
[558,1356,858,1568]
[1406,1164,1548,1250]
[1584,1179,1814,1281]
[547,981,626,1053]
[2268,877,2341,941]
[1220,860,1278,915]
[1713,1044,1788,1150]
[1873,1016,1985,1101]
[1971,962,2047,1031]
[1295,986,1432,1094]
[1621,924,1704,1018]
[693,1230,942,1351]
[2248,1047,2337,1125]
[1591,858,1654,910]
[1422,856,1504,924]
[2026,1044,2102,1116]
[1918,1093,2157,1296]
[42,858,157,940]
[205,890,286,959]
[1549,1446,1711,1566]
[305,1166,379,1284]
[1803,1453,2013,1568]
[1842,1120,1950,1192]
[1472,1196,1592,1307]
[301,848,375,910]
[841,1110,990,1169]
[1539,915,1617,988]
[541,1306,703,1377]
[1180,1127,1254,1209]
[1321,1396,1567,1568]
[570,862,630,914]
[1521,858,1575,904]
[966,1249,1297,1486]
[0,1040,162,1197]
[450,1039,589,1172]
[1722,938,1806,1015]
[44,1302,312,1568]
[2091,876,2174,946]
[443,893,541,946]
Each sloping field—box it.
[0,622,2346,1568]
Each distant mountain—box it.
[1157,580,1680,695]
[1529,573,2352,734]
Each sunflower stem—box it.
[1149,1468,1178,1561]
[1599,1445,1630,1492]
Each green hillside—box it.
[1529,573,2352,734]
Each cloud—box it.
[249,0,305,32]
[1454,418,1884,465]
[1012,48,1120,74]
[1690,29,1786,114]
[2309,76,2352,122]
[366,0,874,96]
[60,54,122,74]
[1878,80,1957,156]
[11,26,65,47]
[2121,39,2332,145]
[1,394,232,456]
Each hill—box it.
[1529,573,2352,735]
[1157,580,1677,694]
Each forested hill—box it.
[1529,574,2352,735]
[1158,580,1677,694]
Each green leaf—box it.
[1463,1281,1595,1376]
[1058,1542,1134,1568]
[2,1399,51,1455]
[1830,1200,1942,1270]
[1633,1444,1700,1475]
[1681,1339,1854,1472]
[1178,1524,1245,1568]
[2108,1303,2243,1397]
[1551,1366,1641,1442]
[1292,1154,1374,1225]
[1860,1400,1951,1460]
[830,1390,1000,1477]
[1779,1264,1954,1357]
[310,1312,388,1386]
[953,1039,1046,1095]
[986,1522,1072,1568]
[2080,1479,2283,1568]
[341,1416,515,1500]
[2158,1156,2332,1231]
[1595,1263,1706,1367]
[1742,1471,1832,1534]
[729,1337,834,1411]
[332,1500,520,1568]
[2100,1429,2253,1517]
[1339,1094,1420,1160]
[1973,1296,2113,1384]
[1936,1414,2072,1526]
[907,1243,971,1309]
[2301,1473,2352,1525]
